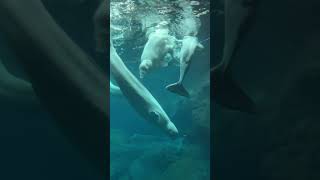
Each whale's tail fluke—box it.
[166,82,190,98]
[211,67,256,113]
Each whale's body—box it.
[139,28,174,78]
[166,36,203,97]
[110,42,178,138]
[211,0,256,113]
[0,0,108,174]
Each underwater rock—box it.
[118,175,130,180]
[111,154,137,180]
[190,83,210,135]
[153,145,210,180]
[127,133,171,145]
[110,129,128,144]
[111,132,185,180]
[156,158,210,180]
[110,130,141,180]
[258,65,320,180]
[173,82,210,142]
[111,134,184,180]
[128,142,182,180]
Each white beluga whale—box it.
[166,35,203,97]
[139,21,176,79]
[110,41,179,138]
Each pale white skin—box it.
[110,41,179,138]
[139,27,175,78]
[177,35,204,83]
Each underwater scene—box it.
[110,0,211,180]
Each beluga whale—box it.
[211,0,257,113]
[166,34,204,97]
[110,40,179,138]
[139,21,176,79]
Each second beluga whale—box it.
[166,35,203,97]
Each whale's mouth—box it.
[167,130,179,140]
[166,121,179,139]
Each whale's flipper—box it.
[166,82,190,98]
[211,67,256,113]
[197,43,204,50]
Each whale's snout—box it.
[166,121,179,139]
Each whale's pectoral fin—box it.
[211,67,256,113]
[197,43,204,50]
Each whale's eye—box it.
[149,111,161,123]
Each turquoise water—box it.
[110,0,211,179]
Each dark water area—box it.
[44,0,108,71]
[0,1,104,180]
[212,0,320,180]
[0,109,101,179]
